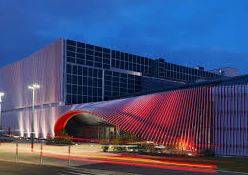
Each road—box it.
[0,143,246,175]
[0,160,244,175]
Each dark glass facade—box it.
[65,39,222,104]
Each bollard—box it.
[40,142,43,164]
[68,145,71,166]
[15,142,18,162]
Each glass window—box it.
[111,50,115,58]
[105,75,111,81]
[97,79,102,87]
[95,57,102,62]
[86,44,94,50]
[98,69,102,78]
[86,55,93,60]
[88,87,93,96]
[83,77,87,85]
[113,86,119,91]
[72,75,77,84]
[113,71,119,77]
[67,74,71,84]
[95,46,102,52]
[88,78,93,86]
[83,67,87,75]
[66,84,71,94]
[67,45,75,52]
[83,86,87,95]
[103,53,110,59]
[112,91,119,97]
[86,60,93,66]
[92,97,98,102]
[103,58,110,64]
[104,85,111,91]
[87,96,92,102]
[66,64,72,73]
[78,76,82,85]
[111,59,115,67]
[67,40,76,46]
[78,86,82,95]
[78,66,82,75]
[86,49,94,55]
[72,95,77,104]
[104,90,111,96]
[77,48,85,53]
[67,51,75,57]
[116,51,120,59]
[77,42,85,48]
[104,80,111,86]
[113,81,119,87]
[93,69,98,77]
[76,59,85,65]
[113,77,119,82]
[103,48,110,53]
[95,62,102,68]
[67,57,75,63]
[78,96,82,103]
[88,68,92,76]
[103,64,110,69]
[95,52,102,57]
[72,85,77,94]
[66,95,72,104]
[93,78,97,86]
[71,65,76,74]
[105,70,112,75]
[124,62,128,70]
[76,53,85,59]
[120,61,124,69]
[93,88,98,96]
[98,88,102,96]
[116,60,120,68]
[83,96,88,103]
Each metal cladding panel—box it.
[56,87,213,152]
[0,39,64,110]
[212,85,248,156]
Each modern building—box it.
[2,38,247,157]
[0,38,221,137]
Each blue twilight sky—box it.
[0,0,248,74]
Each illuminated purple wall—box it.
[212,85,248,156]
[0,39,66,138]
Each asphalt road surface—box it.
[0,160,244,175]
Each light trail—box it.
[38,150,217,174]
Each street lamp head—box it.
[28,86,34,90]
[33,84,40,89]
[28,83,40,90]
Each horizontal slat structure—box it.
[56,87,212,152]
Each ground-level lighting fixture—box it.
[28,83,40,151]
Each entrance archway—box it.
[54,110,115,139]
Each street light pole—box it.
[0,92,5,135]
[28,84,40,151]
